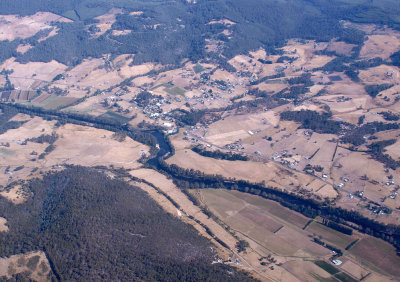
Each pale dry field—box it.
[281,40,334,71]
[0,251,51,281]
[119,60,156,78]
[384,139,400,160]
[0,217,8,232]
[249,48,267,60]
[91,8,122,37]
[252,82,287,94]
[204,110,282,146]
[16,44,33,54]
[0,185,30,205]
[360,34,400,60]
[327,40,357,56]
[0,58,67,90]
[0,12,70,41]
[0,117,148,188]
[359,65,400,85]
[45,124,148,168]
[66,94,110,115]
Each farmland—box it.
[1,0,400,280]
[197,188,397,281]
[349,237,400,277]
[0,115,148,189]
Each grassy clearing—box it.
[164,86,185,96]
[98,111,131,123]
[193,64,205,73]
[314,260,339,275]
[0,148,15,156]
[39,96,78,109]
[265,79,285,84]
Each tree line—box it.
[156,159,400,251]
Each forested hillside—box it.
[0,166,253,281]
[1,0,400,65]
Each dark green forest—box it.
[0,0,400,65]
[0,166,254,281]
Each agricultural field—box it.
[349,237,400,277]
[0,115,148,189]
[198,188,396,281]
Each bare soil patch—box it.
[0,217,8,232]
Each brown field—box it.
[239,206,283,233]
[66,94,109,115]
[305,221,355,249]
[252,81,287,94]
[18,90,28,100]
[32,93,50,103]
[350,237,400,277]
[200,189,330,257]
[282,260,332,281]
[331,145,400,224]
[45,124,148,168]
[118,58,156,78]
[340,259,370,280]
[280,40,334,72]
[0,251,51,281]
[224,191,310,229]
[9,90,19,100]
[198,189,394,281]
